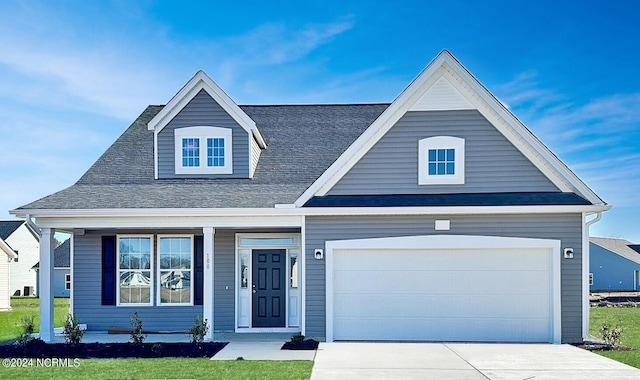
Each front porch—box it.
[35,221,306,343]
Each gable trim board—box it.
[293,50,605,208]
[325,234,561,343]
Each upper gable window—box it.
[174,126,232,175]
[418,136,465,185]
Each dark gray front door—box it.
[252,249,286,327]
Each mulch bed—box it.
[281,339,319,350]
[0,339,227,358]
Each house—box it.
[0,221,39,296]
[590,237,640,291]
[33,239,71,297]
[0,238,16,310]
[11,50,609,344]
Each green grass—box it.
[0,358,313,380]
[0,297,69,342]
[590,307,640,368]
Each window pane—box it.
[290,255,298,288]
[207,138,225,167]
[182,138,200,167]
[446,149,455,161]
[428,163,436,175]
[239,238,299,246]
[437,149,445,161]
[437,163,446,174]
[446,162,455,175]
[428,149,436,162]
[119,238,151,269]
[119,271,151,304]
[160,270,191,304]
[240,255,248,289]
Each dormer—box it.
[148,71,266,179]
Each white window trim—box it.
[174,126,233,175]
[156,235,195,307]
[418,136,465,185]
[65,274,71,290]
[116,235,154,307]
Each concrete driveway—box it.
[311,342,640,379]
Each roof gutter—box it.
[583,210,604,341]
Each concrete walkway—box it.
[311,342,640,380]
[211,332,316,361]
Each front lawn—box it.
[590,307,640,368]
[0,298,69,342]
[0,358,313,380]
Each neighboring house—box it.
[11,50,609,344]
[590,237,640,291]
[33,239,71,297]
[0,221,39,296]
[0,238,16,310]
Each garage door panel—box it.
[334,317,550,342]
[334,249,549,272]
[334,293,550,319]
[334,269,549,295]
[331,244,555,342]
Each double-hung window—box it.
[174,126,232,175]
[117,236,153,306]
[157,236,193,305]
[418,136,465,185]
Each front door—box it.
[252,249,286,327]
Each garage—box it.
[325,235,561,343]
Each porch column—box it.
[39,228,55,342]
[203,227,215,341]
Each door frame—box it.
[235,233,302,333]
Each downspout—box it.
[583,211,603,340]
[25,214,41,237]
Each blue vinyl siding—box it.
[305,213,583,343]
[590,242,640,291]
[329,110,559,195]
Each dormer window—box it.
[418,136,465,185]
[174,126,233,175]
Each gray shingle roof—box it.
[33,239,70,269]
[0,220,23,240]
[591,237,640,265]
[17,104,389,210]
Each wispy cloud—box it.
[494,72,640,208]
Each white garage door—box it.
[327,235,561,343]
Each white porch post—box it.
[203,227,215,341]
[39,228,55,342]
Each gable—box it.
[149,71,265,179]
[327,109,559,195]
[0,221,23,241]
[157,89,251,179]
[295,50,606,208]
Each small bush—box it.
[601,323,623,347]
[130,312,146,345]
[17,315,35,344]
[290,333,305,344]
[188,315,209,345]
[62,313,84,345]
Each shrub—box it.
[17,315,35,344]
[290,332,305,344]
[188,315,209,345]
[62,313,84,345]
[601,323,623,347]
[130,312,146,345]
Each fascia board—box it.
[0,238,15,259]
[13,204,610,222]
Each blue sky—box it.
[0,0,638,241]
